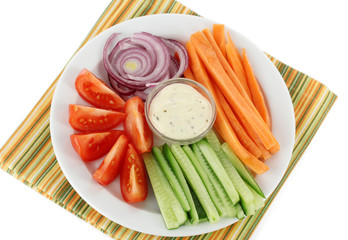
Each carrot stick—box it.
[202,28,253,105]
[186,41,250,162]
[213,24,226,58]
[190,31,278,151]
[213,82,262,159]
[226,39,252,99]
[242,48,272,130]
[186,41,268,174]
[183,65,195,81]
[226,32,242,64]
[233,104,272,160]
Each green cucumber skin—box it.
[221,142,266,199]
[152,147,190,212]
[170,144,220,223]
[191,143,236,218]
[143,152,187,229]
[162,144,199,224]
[245,182,265,210]
[235,203,246,220]
[196,139,240,205]
[204,135,256,216]
[182,145,227,217]
[188,184,208,223]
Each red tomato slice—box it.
[70,130,123,161]
[75,69,125,111]
[93,134,129,185]
[123,97,153,154]
[69,104,125,132]
[120,143,148,203]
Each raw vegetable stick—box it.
[226,31,243,64]
[213,24,226,58]
[203,29,271,150]
[190,31,279,151]
[202,28,253,105]
[186,41,251,162]
[212,81,262,159]
[187,42,268,174]
[225,39,252,99]
[233,104,272,160]
[183,66,196,81]
[242,48,272,130]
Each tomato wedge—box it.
[120,143,148,203]
[123,97,153,154]
[75,68,125,111]
[70,130,123,161]
[93,134,129,185]
[69,104,125,132]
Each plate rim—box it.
[50,13,295,237]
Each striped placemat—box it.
[0,0,337,239]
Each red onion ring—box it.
[103,32,188,100]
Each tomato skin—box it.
[120,143,148,203]
[93,134,129,185]
[123,97,153,154]
[69,104,125,132]
[70,130,123,161]
[75,69,125,111]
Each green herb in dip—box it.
[149,83,213,140]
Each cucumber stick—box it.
[162,144,199,224]
[196,139,240,205]
[170,144,220,223]
[191,143,236,217]
[221,142,265,198]
[235,203,245,220]
[143,152,187,229]
[246,182,265,210]
[182,145,227,217]
[189,185,208,223]
[152,147,190,211]
[205,131,256,216]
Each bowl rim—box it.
[144,78,217,145]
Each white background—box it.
[0,0,347,239]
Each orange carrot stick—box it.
[213,82,262,159]
[186,41,250,162]
[186,41,268,174]
[226,39,252,99]
[213,24,226,58]
[226,32,242,63]
[242,48,272,130]
[234,109,272,160]
[183,65,195,81]
[202,28,253,104]
[191,31,278,151]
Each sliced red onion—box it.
[161,38,188,78]
[103,32,189,100]
[169,56,179,78]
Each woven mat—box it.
[0,0,337,239]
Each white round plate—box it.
[50,14,295,237]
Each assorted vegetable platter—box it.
[50,14,295,237]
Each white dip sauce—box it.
[149,83,213,140]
